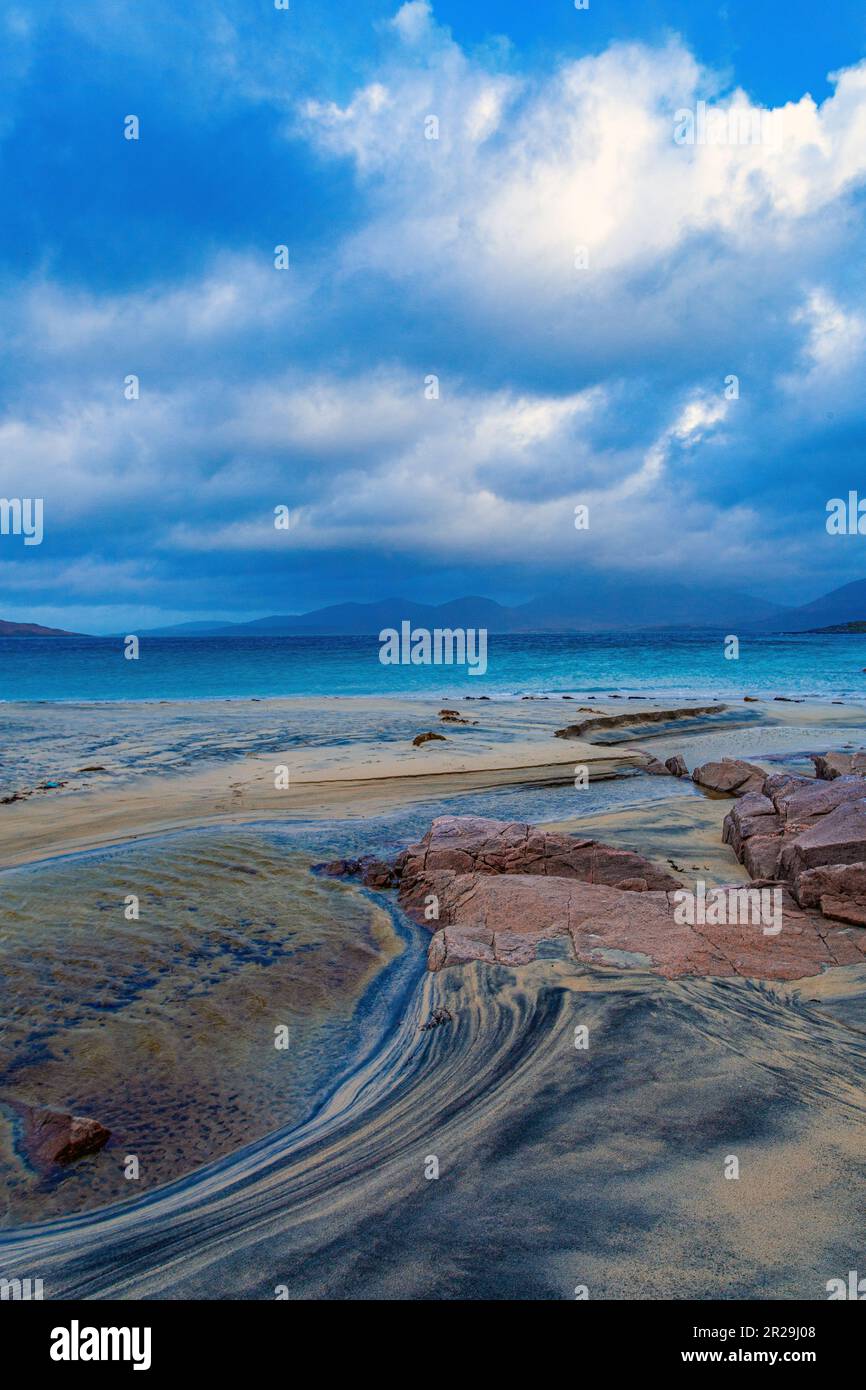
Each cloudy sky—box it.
[2,0,866,632]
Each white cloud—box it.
[300,11,866,317]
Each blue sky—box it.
[2,0,866,631]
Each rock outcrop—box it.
[418,874,863,978]
[394,815,681,894]
[721,759,866,926]
[555,704,726,740]
[329,814,866,981]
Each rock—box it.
[361,860,399,889]
[413,731,447,747]
[692,758,767,797]
[779,797,866,879]
[395,816,680,901]
[438,709,474,724]
[743,696,760,702]
[316,858,363,878]
[314,856,399,888]
[793,862,866,925]
[762,772,814,809]
[722,793,781,858]
[555,704,726,740]
[774,775,866,823]
[811,751,866,781]
[420,1007,453,1031]
[665,754,689,777]
[741,835,784,880]
[717,760,866,930]
[419,870,862,980]
[6,1102,110,1171]
[639,754,671,776]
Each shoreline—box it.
[2,693,864,871]
[3,690,866,1293]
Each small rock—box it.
[413,732,447,747]
[665,754,689,777]
[420,1007,453,1031]
[6,1101,111,1171]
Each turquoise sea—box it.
[1,630,865,702]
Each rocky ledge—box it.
[321,812,866,982]
[717,754,866,927]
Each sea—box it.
[1,629,864,702]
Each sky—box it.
[2,0,866,632]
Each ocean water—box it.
[1,630,865,702]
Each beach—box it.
[1,687,865,1297]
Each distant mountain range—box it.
[6,577,866,638]
[136,578,866,636]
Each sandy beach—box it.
[2,692,866,1296]
[2,693,863,868]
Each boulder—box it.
[722,793,781,858]
[779,797,866,879]
[793,862,866,925]
[741,835,784,880]
[640,755,672,776]
[314,856,399,888]
[811,751,866,781]
[665,754,689,777]
[692,758,767,797]
[761,772,815,810]
[774,775,866,823]
[6,1102,110,1171]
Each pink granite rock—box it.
[692,759,767,797]
[793,862,866,926]
[417,870,865,980]
[395,815,680,894]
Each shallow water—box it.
[0,825,423,1226]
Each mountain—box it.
[141,584,790,637]
[0,618,86,637]
[508,580,788,632]
[748,579,866,633]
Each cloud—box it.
[5,4,866,625]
